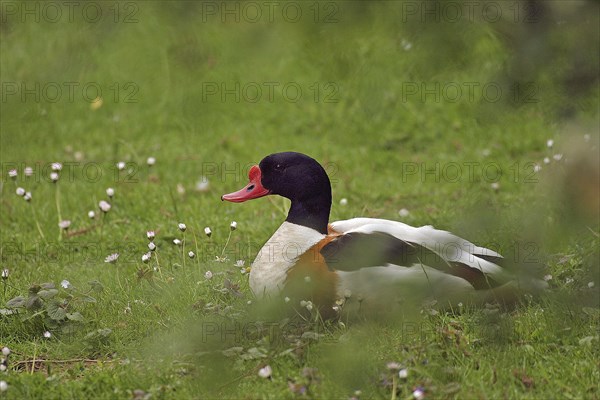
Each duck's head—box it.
[222,152,332,233]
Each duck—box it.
[222,152,544,317]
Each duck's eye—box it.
[274,164,284,171]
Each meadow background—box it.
[1,1,599,398]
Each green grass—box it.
[1,1,599,399]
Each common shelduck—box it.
[222,152,544,317]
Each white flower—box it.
[399,368,408,379]
[147,230,155,240]
[533,164,542,173]
[204,227,212,237]
[173,238,182,246]
[398,208,410,217]
[491,182,500,190]
[234,260,245,267]
[304,276,312,283]
[481,148,491,157]
[284,297,290,303]
[339,198,348,206]
[61,279,71,289]
[51,162,62,171]
[116,161,126,171]
[16,187,25,196]
[104,253,119,263]
[258,365,272,379]
[546,139,554,148]
[148,242,156,251]
[142,252,151,263]
[400,38,412,51]
[0,365,6,372]
[87,210,95,219]
[543,274,553,282]
[195,176,209,192]
[413,387,425,400]
[588,281,595,288]
[300,300,313,311]
[99,200,111,213]
[230,221,237,231]
[1,347,10,356]
[204,271,213,280]
[106,188,115,198]
[24,192,32,202]
[0,380,7,392]
[43,331,52,338]
[8,169,17,179]
[178,223,187,232]
[175,183,185,195]
[386,362,401,371]
[147,157,156,166]
[58,220,71,230]
[24,166,33,176]
[543,157,551,164]
[1,269,9,279]
[553,154,563,161]
[565,277,574,284]
[583,134,591,142]
[188,251,195,259]
[50,172,59,182]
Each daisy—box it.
[195,176,209,192]
[1,269,8,279]
[16,187,25,196]
[116,161,126,171]
[141,252,151,263]
[1,347,10,356]
[43,331,52,338]
[61,280,71,289]
[173,239,182,246]
[106,188,115,198]
[104,253,119,263]
[204,271,213,280]
[204,227,212,237]
[58,220,71,230]
[234,260,245,268]
[230,221,237,231]
[398,208,410,217]
[88,210,96,219]
[178,223,187,232]
[24,166,33,176]
[147,157,156,166]
[546,139,554,148]
[0,381,7,392]
[8,169,17,179]
[148,242,156,251]
[24,192,32,202]
[339,198,348,206]
[398,368,408,379]
[51,162,62,171]
[258,365,272,379]
[50,172,59,182]
[413,387,425,400]
[99,200,111,213]
[553,154,563,161]
[188,251,195,259]
[147,230,155,240]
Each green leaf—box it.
[26,295,42,310]
[66,312,84,322]
[38,289,59,299]
[40,282,56,290]
[46,301,67,321]
[6,296,26,308]
[88,280,104,293]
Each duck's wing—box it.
[323,218,509,289]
